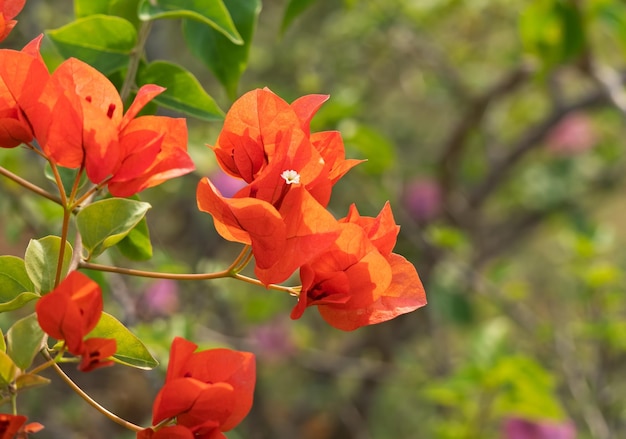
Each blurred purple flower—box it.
[546,112,596,156]
[137,279,179,320]
[250,319,295,360]
[403,178,442,222]
[210,169,247,198]
[503,417,576,439]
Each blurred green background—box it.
[2,0,626,438]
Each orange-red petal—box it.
[78,337,117,372]
[290,93,329,134]
[35,271,103,354]
[317,253,426,330]
[254,186,341,285]
[197,177,287,267]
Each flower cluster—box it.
[0,36,194,197]
[198,88,426,330]
[35,271,116,372]
[138,337,255,439]
[1,2,428,437]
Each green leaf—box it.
[15,373,51,392]
[183,0,261,100]
[0,329,4,353]
[24,236,73,294]
[0,292,40,313]
[75,0,142,28]
[6,314,45,371]
[343,122,395,174]
[75,0,111,16]
[77,198,151,259]
[137,61,224,121]
[489,355,564,419]
[593,1,626,56]
[137,0,243,44]
[281,0,317,34]
[87,312,158,369]
[47,15,137,76]
[0,351,17,386]
[519,0,586,70]
[116,215,153,261]
[0,256,37,311]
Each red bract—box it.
[0,413,43,438]
[197,180,340,285]
[0,35,49,148]
[36,58,194,196]
[291,202,427,331]
[149,337,255,439]
[137,425,194,439]
[198,88,362,285]
[35,271,116,372]
[0,0,25,42]
[210,88,358,206]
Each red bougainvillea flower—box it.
[210,88,359,207]
[35,57,194,197]
[291,202,427,331]
[148,337,255,439]
[0,0,25,42]
[35,271,116,372]
[198,88,362,285]
[0,35,50,148]
[198,180,340,285]
[0,413,43,439]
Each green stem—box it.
[232,273,301,296]
[28,357,58,376]
[47,161,68,206]
[67,166,84,207]
[46,161,73,288]
[45,352,143,432]
[80,261,232,280]
[232,247,254,274]
[0,165,62,205]
[120,20,153,102]
[79,261,301,296]
[227,245,252,272]
[54,207,72,288]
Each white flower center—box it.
[281,170,300,185]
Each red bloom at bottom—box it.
[0,414,43,439]
[144,337,255,439]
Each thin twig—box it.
[0,165,62,205]
[468,89,608,209]
[438,64,534,202]
[44,352,143,432]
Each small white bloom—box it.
[281,170,300,185]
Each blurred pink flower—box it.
[403,178,442,222]
[137,279,179,320]
[209,168,247,198]
[546,112,596,156]
[250,319,295,360]
[502,417,576,439]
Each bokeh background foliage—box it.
[2,0,626,438]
